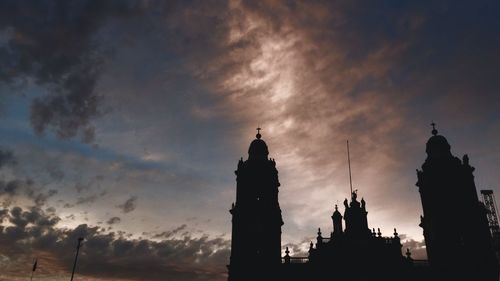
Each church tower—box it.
[228,129,284,281]
[416,124,498,280]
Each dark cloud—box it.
[65,214,76,220]
[0,0,146,143]
[70,190,107,207]
[106,216,121,225]
[0,206,229,281]
[0,178,57,207]
[63,203,74,209]
[32,189,58,207]
[46,162,65,182]
[0,147,59,208]
[74,175,105,193]
[117,196,137,214]
[153,224,188,239]
[75,194,98,206]
[0,0,234,145]
[0,147,15,168]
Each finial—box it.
[284,246,291,263]
[317,228,322,237]
[334,204,338,211]
[256,127,262,139]
[463,154,469,165]
[377,228,382,237]
[393,228,398,238]
[431,122,438,136]
[406,248,412,258]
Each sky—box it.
[0,0,500,280]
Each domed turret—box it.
[332,204,344,236]
[425,123,451,159]
[248,128,269,160]
[332,204,342,219]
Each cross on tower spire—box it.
[256,127,262,139]
[431,122,438,136]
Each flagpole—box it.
[70,237,84,281]
[347,140,353,196]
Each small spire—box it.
[431,122,438,136]
[377,228,382,237]
[256,127,262,139]
[406,248,412,259]
[284,247,291,264]
[463,154,469,165]
[317,228,322,237]
[393,228,398,238]
[334,204,338,211]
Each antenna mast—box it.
[347,140,353,196]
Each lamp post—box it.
[29,258,37,281]
[70,237,84,281]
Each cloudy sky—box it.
[0,0,499,280]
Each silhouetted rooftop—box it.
[248,128,269,160]
[425,123,451,158]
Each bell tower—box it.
[228,129,283,281]
[416,123,498,280]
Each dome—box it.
[332,205,342,219]
[248,129,269,160]
[425,124,452,158]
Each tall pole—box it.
[70,237,84,281]
[30,257,37,281]
[347,140,353,196]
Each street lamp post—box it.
[29,258,37,281]
[70,237,84,281]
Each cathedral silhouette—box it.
[227,125,499,281]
